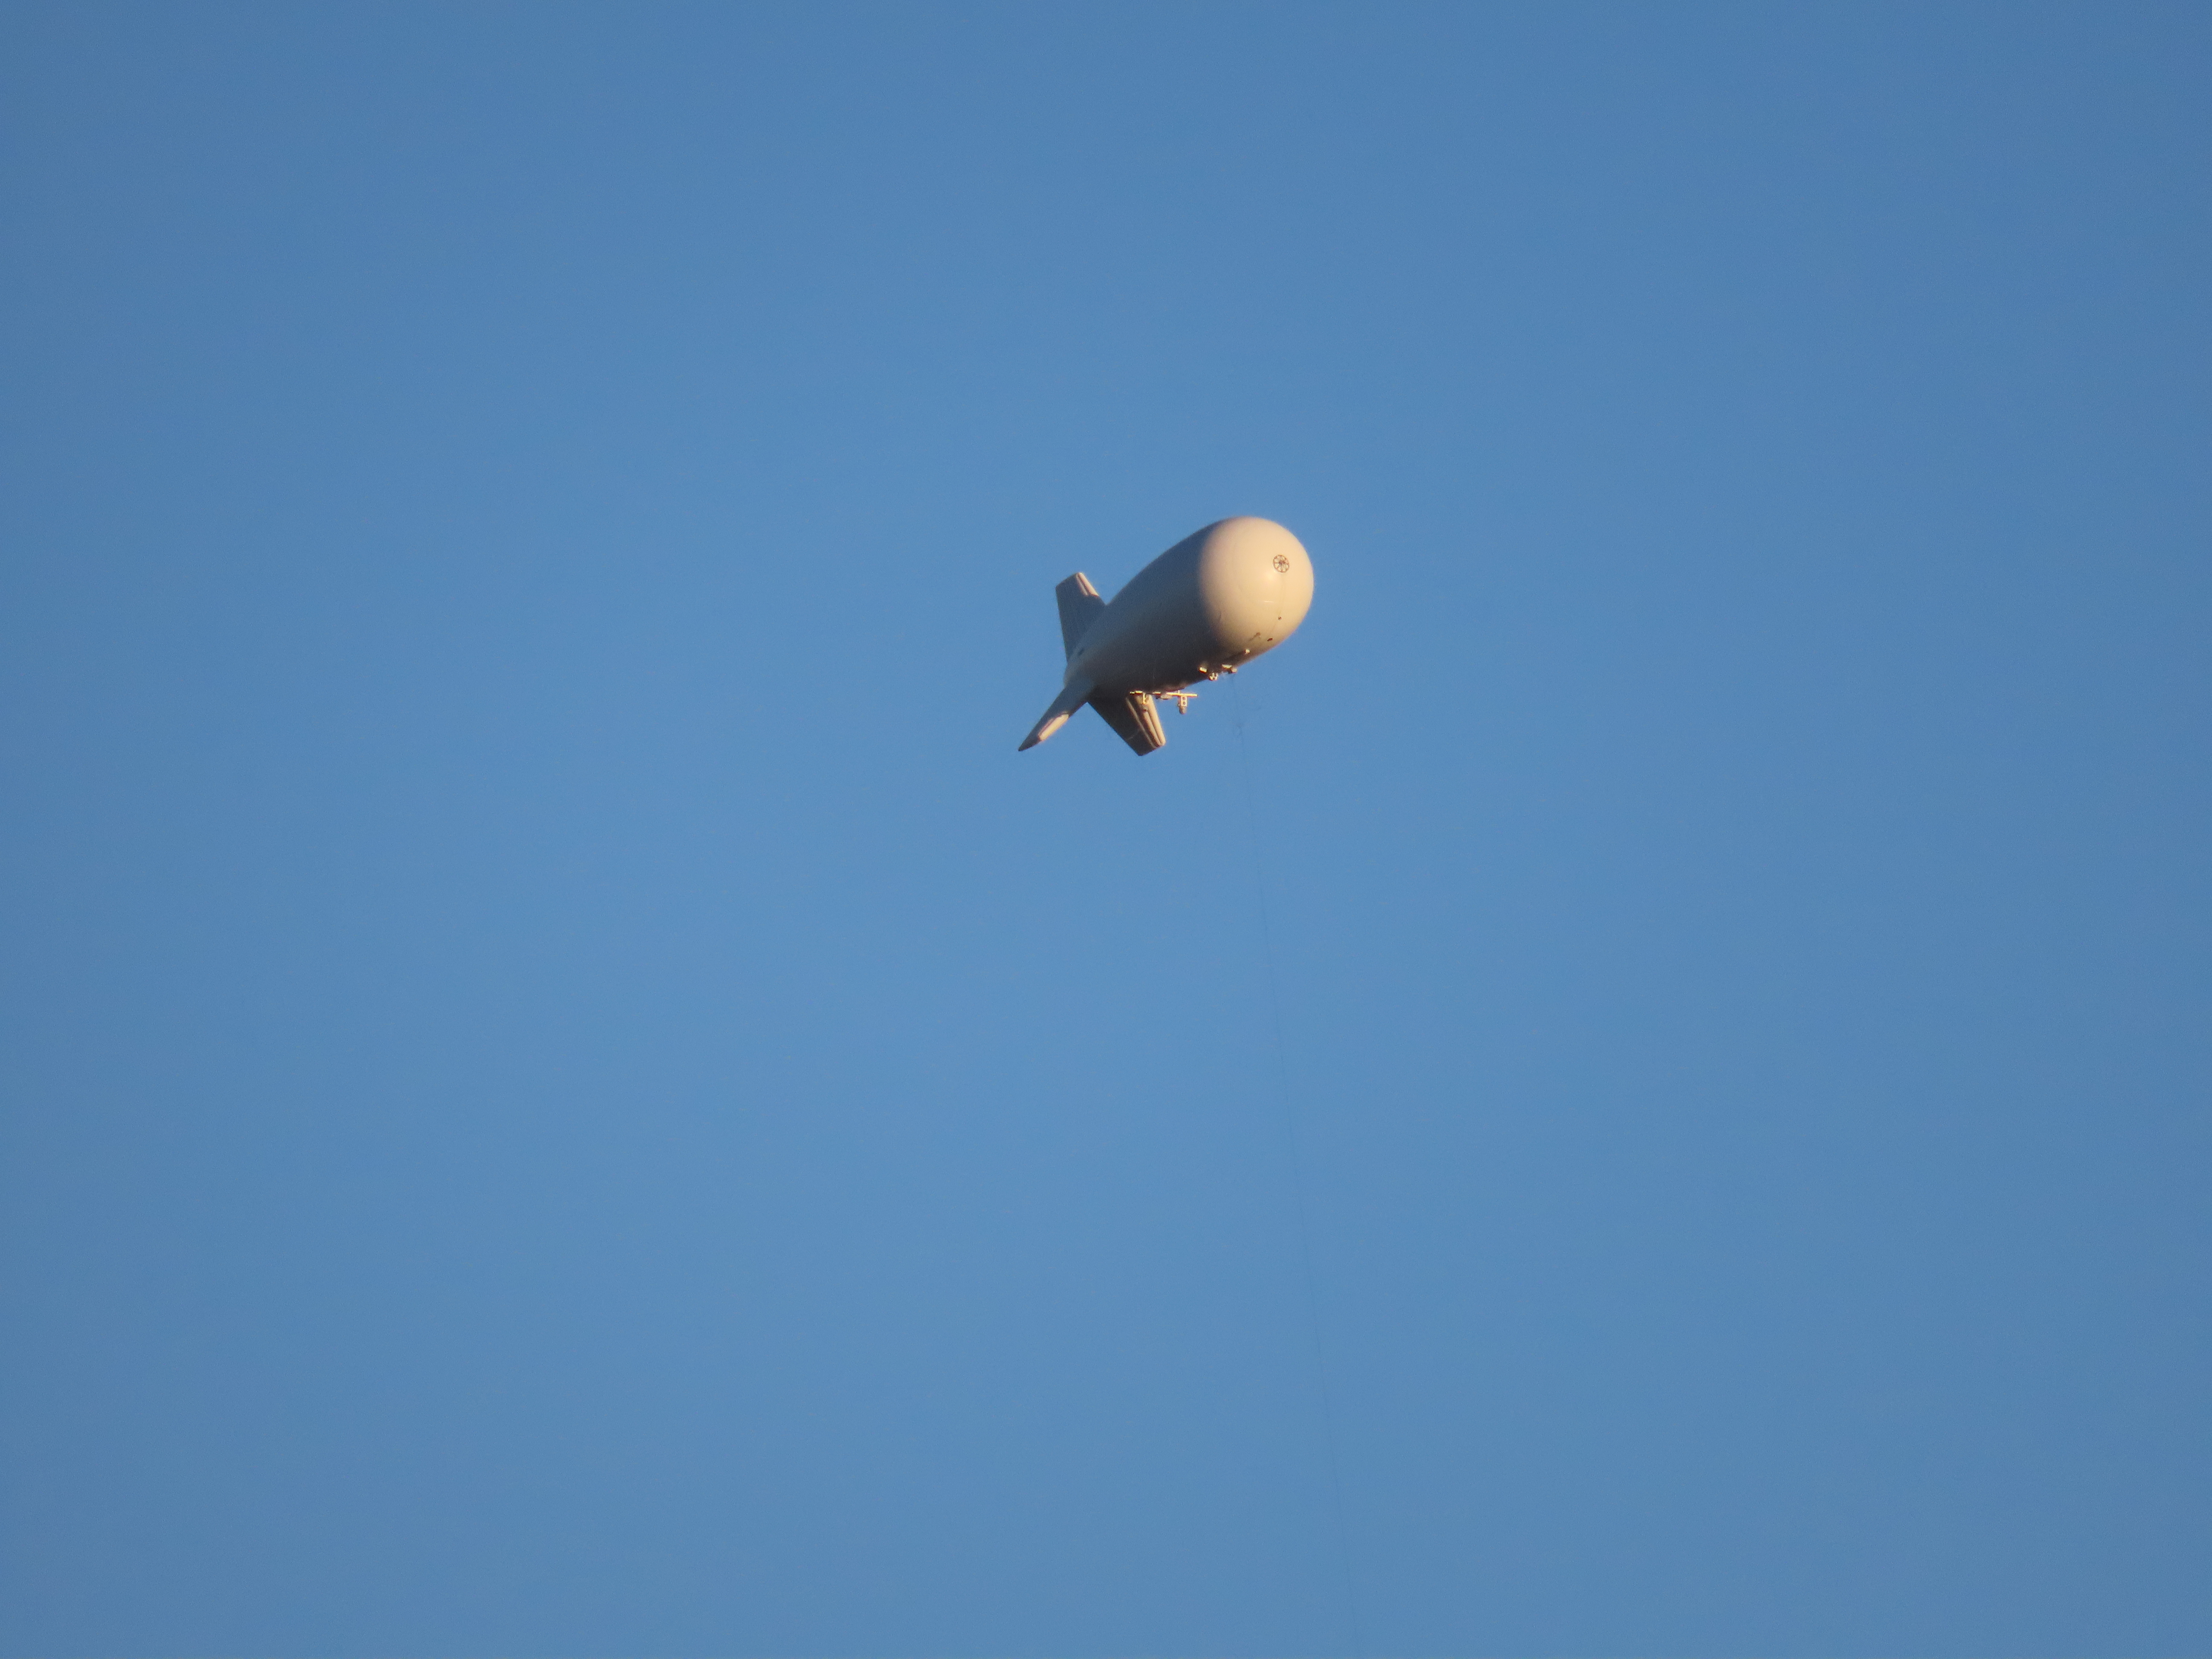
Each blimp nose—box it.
[1196,517,1313,660]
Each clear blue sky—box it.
[3,5,2206,1654]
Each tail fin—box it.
[1056,573,1106,658]
[1017,678,1094,751]
[1091,690,1166,756]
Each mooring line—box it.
[1227,676,1365,1657]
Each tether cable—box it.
[1227,674,1365,1657]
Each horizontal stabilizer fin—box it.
[1018,678,1094,751]
[1056,573,1106,659]
[1091,690,1166,756]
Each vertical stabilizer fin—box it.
[1090,690,1166,756]
[1056,573,1106,659]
